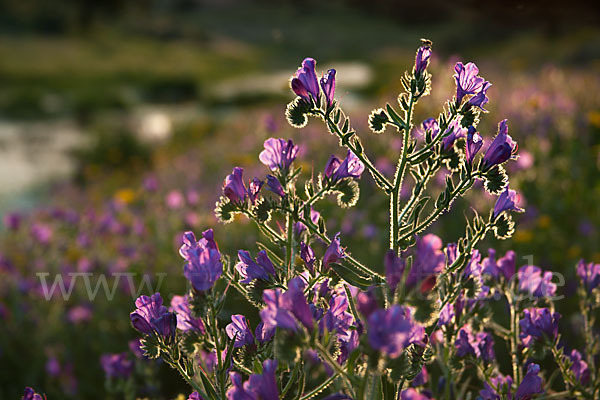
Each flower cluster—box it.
[92,41,600,399]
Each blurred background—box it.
[0,0,599,398]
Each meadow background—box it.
[0,0,599,398]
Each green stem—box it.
[173,360,210,399]
[281,361,302,397]
[318,110,392,191]
[507,290,521,385]
[286,213,293,278]
[390,95,415,253]
[300,374,337,400]
[315,342,356,398]
[296,215,383,279]
[397,175,476,244]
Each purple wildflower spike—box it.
[291,58,320,102]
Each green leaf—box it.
[329,262,374,289]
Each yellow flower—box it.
[115,188,136,204]
[588,111,600,128]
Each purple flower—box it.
[260,277,313,332]
[454,325,495,362]
[493,187,524,219]
[514,363,544,400]
[401,388,433,400]
[180,230,223,292]
[248,178,264,205]
[356,288,378,318]
[385,249,405,293]
[247,360,279,400]
[320,69,336,107]
[415,45,432,75]
[465,126,483,165]
[130,293,177,338]
[226,314,255,348]
[323,233,345,269]
[438,302,454,326]
[100,352,133,379]
[300,242,316,273]
[236,250,276,283]
[482,249,516,280]
[259,138,299,171]
[441,118,466,153]
[31,223,53,245]
[291,58,320,102]
[469,81,491,111]
[406,234,446,289]
[454,62,489,104]
[324,150,365,182]
[22,387,44,400]
[3,212,21,230]
[421,118,440,137]
[519,308,560,345]
[255,321,275,343]
[482,120,518,169]
[517,265,556,298]
[479,374,513,400]
[223,167,247,203]
[266,175,285,197]
[170,295,205,333]
[188,392,205,400]
[569,349,590,385]
[368,305,421,358]
[576,259,600,292]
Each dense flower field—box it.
[2,39,600,400]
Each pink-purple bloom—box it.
[188,392,205,400]
[248,178,264,205]
[441,119,466,153]
[368,305,424,359]
[22,387,44,400]
[514,363,544,400]
[482,249,516,280]
[266,175,285,197]
[100,352,133,379]
[323,233,345,269]
[320,69,336,107]
[569,349,590,384]
[259,138,299,172]
[576,259,600,292]
[517,265,556,298]
[300,242,316,273]
[260,277,313,332]
[479,374,513,400]
[454,62,490,106]
[130,293,177,338]
[170,295,205,333]
[236,250,276,283]
[385,249,405,293]
[406,234,446,289]
[415,45,432,75]
[466,126,483,165]
[493,187,524,219]
[324,150,365,182]
[454,325,495,362]
[519,307,560,345]
[223,167,248,203]
[291,58,320,102]
[180,230,223,292]
[482,120,518,170]
[226,359,279,400]
[226,314,255,348]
